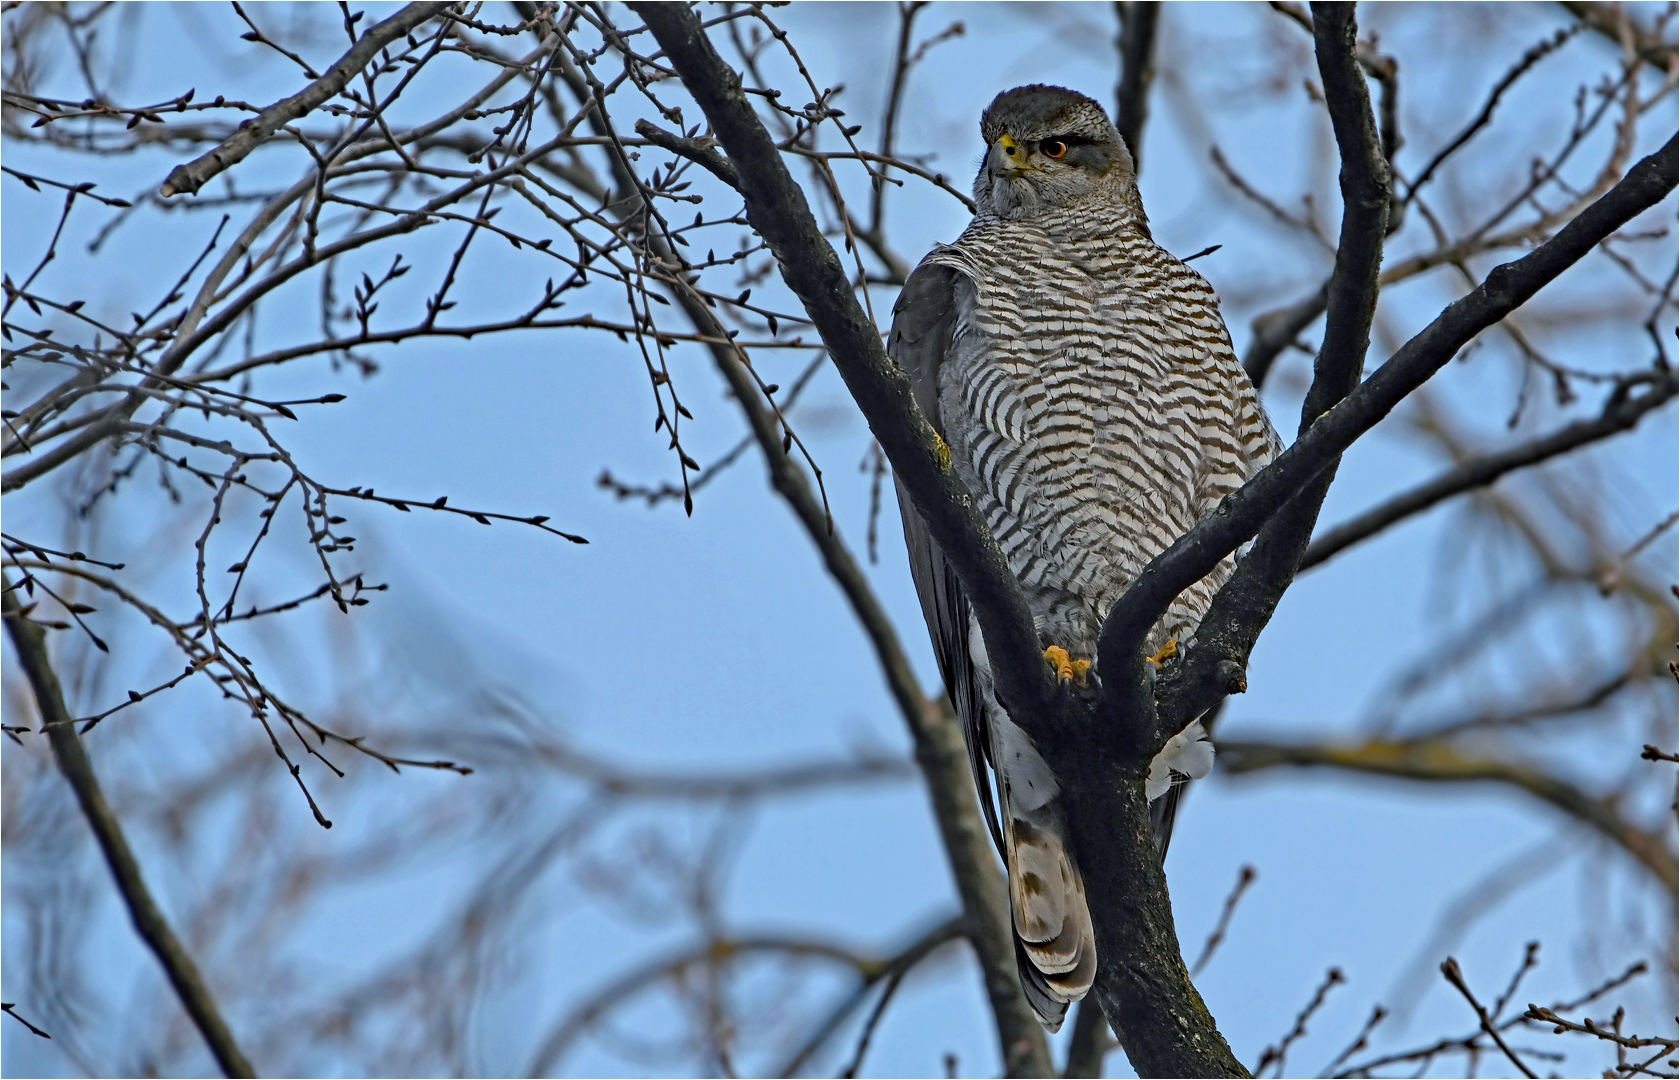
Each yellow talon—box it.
[933,433,952,470]
[1044,646,1091,687]
[1146,638,1179,668]
[1044,644,1075,681]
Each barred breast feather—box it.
[925,203,1278,662]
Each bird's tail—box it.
[994,716,1096,1031]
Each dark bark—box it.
[1113,2,1160,170]
[625,4,1053,726]
[534,31,1052,1070]
[664,256,1053,1079]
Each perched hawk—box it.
[892,85,1280,1029]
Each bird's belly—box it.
[952,353,1203,656]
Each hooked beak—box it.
[988,132,1033,179]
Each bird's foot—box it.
[1043,645,1092,688]
[1146,638,1179,668]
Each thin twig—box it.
[1191,864,1257,977]
[841,967,908,1078]
[1,1003,52,1039]
[1253,966,1345,1077]
[1440,956,1538,1078]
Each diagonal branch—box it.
[664,273,1052,1076]
[1301,367,1678,570]
[2,578,255,1078]
[538,20,1045,1065]
[1439,958,1538,1078]
[1218,737,1678,892]
[596,65,1051,1080]
[159,2,457,197]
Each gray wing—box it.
[890,259,1005,856]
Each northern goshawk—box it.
[893,84,1280,1029]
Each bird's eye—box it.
[1041,139,1069,160]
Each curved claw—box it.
[1044,645,1092,688]
[1146,637,1179,668]
[1044,644,1075,681]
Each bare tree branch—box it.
[663,253,1052,1076]
[1440,957,1538,1078]
[1218,737,1678,892]
[543,19,1049,1064]
[158,2,458,197]
[1302,367,1679,571]
[628,1,1054,737]
[1,577,255,1078]
[1113,2,1159,171]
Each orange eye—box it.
[1041,139,1069,160]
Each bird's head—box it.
[974,84,1141,224]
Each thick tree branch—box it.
[1136,132,1677,732]
[1048,747,1245,1076]
[547,26,1045,1066]
[1113,2,1160,171]
[1,579,255,1078]
[159,2,457,197]
[1302,367,1678,570]
[551,29,1050,1063]
[1219,737,1678,893]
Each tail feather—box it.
[1002,782,1096,1031]
[966,626,1098,1031]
